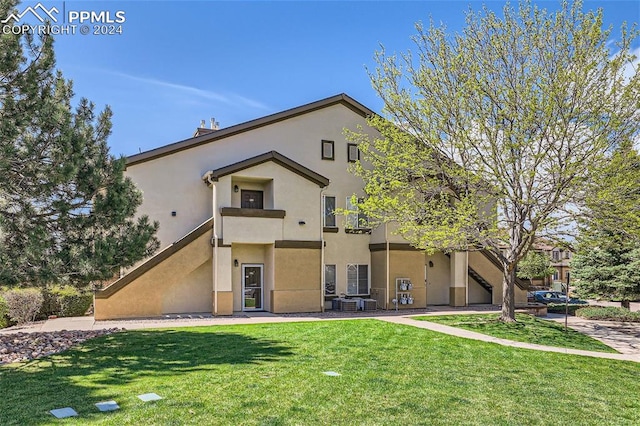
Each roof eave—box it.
[126,93,374,168]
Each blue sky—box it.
[12,0,640,157]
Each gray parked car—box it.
[532,291,587,304]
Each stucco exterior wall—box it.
[323,232,371,297]
[468,277,492,304]
[388,250,426,309]
[468,251,527,304]
[217,162,322,243]
[370,251,388,309]
[273,247,322,313]
[126,103,374,251]
[107,98,521,317]
[94,230,212,319]
[426,252,451,305]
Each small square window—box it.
[347,143,359,162]
[322,140,334,160]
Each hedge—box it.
[0,286,93,328]
[0,294,8,328]
[576,306,640,322]
[546,303,585,315]
[40,285,93,318]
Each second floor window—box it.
[345,197,368,230]
[323,196,336,227]
[241,190,263,209]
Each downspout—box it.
[465,249,469,307]
[385,222,390,310]
[320,187,326,312]
[206,174,219,316]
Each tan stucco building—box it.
[94,94,527,319]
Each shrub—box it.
[0,294,8,328]
[4,288,44,324]
[39,285,93,318]
[39,287,59,319]
[547,304,584,315]
[576,306,640,322]
[51,286,93,317]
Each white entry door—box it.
[242,264,263,311]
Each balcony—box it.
[220,207,286,243]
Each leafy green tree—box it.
[516,251,556,287]
[0,0,159,287]
[582,142,640,242]
[572,235,640,308]
[572,143,640,307]
[348,0,639,321]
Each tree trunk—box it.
[500,264,517,322]
[622,300,630,310]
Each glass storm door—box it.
[242,264,263,311]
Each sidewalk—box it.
[0,306,501,334]
[2,308,639,363]
[384,316,640,363]
[545,314,640,355]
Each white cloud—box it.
[106,70,269,110]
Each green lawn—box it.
[414,314,617,353]
[1,320,639,425]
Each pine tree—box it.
[0,0,159,287]
[573,144,640,307]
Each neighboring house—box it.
[94,94,528,319]
[526,242,573,288]
[549,246,572,289]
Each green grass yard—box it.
[414,314,618,353]
[1,320,639,425]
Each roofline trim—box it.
[203,151,330,188]
[127,93,374,167]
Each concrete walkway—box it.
[545,314,640,355]
[384,316,640,363]
[2,308,639,363]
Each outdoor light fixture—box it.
[428,261,434,267]
[171,211,177,217]
[234,185,239,192]
[234,259,239,267]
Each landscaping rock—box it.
[0,329,121,364]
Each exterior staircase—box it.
[468,266,493,295]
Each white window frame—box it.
[346,264,369,296]
[345,197,368,230]
[324,264,336,296]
